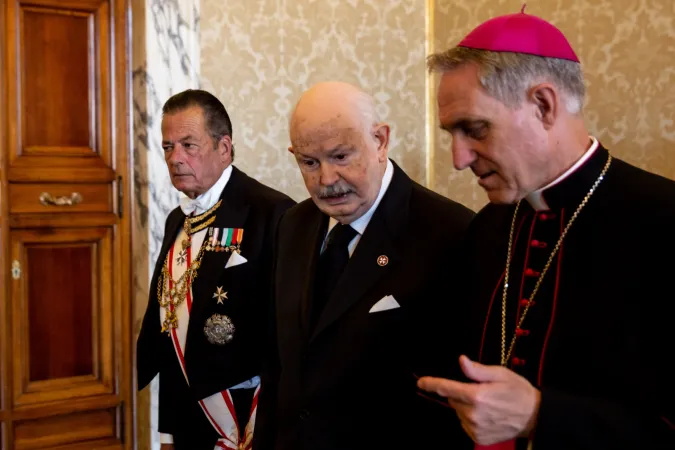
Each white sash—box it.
[161,227,259,449]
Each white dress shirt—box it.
[179,164,233,216]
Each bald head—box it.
[289,81,381,147]
[288,81,390,224]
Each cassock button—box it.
[299,409,310,420]
[531,239,547,248]
[524,268,540,277]
[516,328,530,337]
[520,299,533,307]
[511,357,526,366]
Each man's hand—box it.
[160,445,174,450]
[417,355,541,445]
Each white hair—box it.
[427,48,585,115]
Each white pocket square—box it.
[225,251,248,269]
[369,295,400,313]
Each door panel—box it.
[27,245,94,381]
[22,7,92,150]
[10,228,114,407]
[6,0,114,182]
[13,408,119,450]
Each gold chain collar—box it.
[158,198,223,333]
[182,199,222,250]
[500,155,613,366]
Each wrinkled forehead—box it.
[437,69,483,107]
[291,117,365,152]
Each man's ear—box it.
[218,135,233,162]
[527,83,559,129]
[372,123,390,162]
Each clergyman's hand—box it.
[417,355,540,445]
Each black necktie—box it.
[310,223,358,329]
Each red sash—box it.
[163,228,259,449]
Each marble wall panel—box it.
[132,0,200,448]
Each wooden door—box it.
[0,0,133,448]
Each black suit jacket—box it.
[460,145,675,450]
[136,166,295,444]
[256,160,475,450]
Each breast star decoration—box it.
[213,286,228,304]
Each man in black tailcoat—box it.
[136,89,295,450]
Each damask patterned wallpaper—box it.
[201,0,675,212]
[200,0,428,201]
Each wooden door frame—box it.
[0,0,8,447]
[114,0,135,448]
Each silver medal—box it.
[204,313,235,345]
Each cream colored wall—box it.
[200,0,428,202]
[200,0,675,212]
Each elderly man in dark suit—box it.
[254,81,475,450]
[136,89,295,450]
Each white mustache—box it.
[318,185,353,198]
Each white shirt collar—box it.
[526,136,599,211]
[326,158,394,237]
[179,164,233,216]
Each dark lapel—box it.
[295,209,328,342]
[187,167,251,342]
[310,160,412,342]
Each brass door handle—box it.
[39,192,83,206]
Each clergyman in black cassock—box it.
[418,10,675,450]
